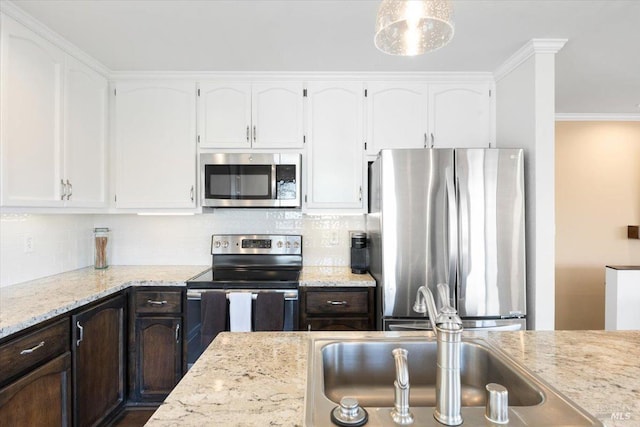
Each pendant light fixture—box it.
[375,0,455,56]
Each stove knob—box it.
[277,241,283,248]
[285,241,291,248]
[293,241,300,249]
[214,241,221,248]
[222,241,229,248]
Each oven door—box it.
[186,288,299,367]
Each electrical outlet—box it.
[24,236,34,253]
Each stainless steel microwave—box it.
[200,153,301,208]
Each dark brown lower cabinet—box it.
[134,317,182,401]
[0,352,72,426]
[129,288,185,403]
[300,287,376,331]
[72,293,126,427]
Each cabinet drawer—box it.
[0,318,69,384]
[305,290,369,315]
[135,290,182,314]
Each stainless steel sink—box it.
[305,336,603,426]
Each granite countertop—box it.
[146,330,640,427]
[300,266,375,287]
[0,265,372,340]
[0,265,208,339]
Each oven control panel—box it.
[211,234,302,255]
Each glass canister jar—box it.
[94,227,110,269]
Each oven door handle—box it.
[187,289,298,301]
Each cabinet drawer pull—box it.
[76,321,84,347]
[20,341,45,355]
[327,300,348,306]
[147,299,168,306]
[66,179,73,200]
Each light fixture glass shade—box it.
[375,0,455,56]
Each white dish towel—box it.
[228,292,252,332]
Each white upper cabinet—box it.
[428,83,493,148]
[1,15,64,206]
[366,82,428,156]
[0,15,108,208]
[198,81,303,149]
[198,82,251,148]
[63,56,108,207]
[114,81,197,209]
[305,81,364,211]
[251,82,304,148]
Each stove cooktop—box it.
[186,268,300,289]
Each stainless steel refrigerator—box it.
[367,148,526,331]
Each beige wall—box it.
[555,121,640,330]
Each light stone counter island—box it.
[146,330,640,427]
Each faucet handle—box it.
[436,283,462,329]
[437,283,454,310]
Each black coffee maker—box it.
[350,231,368,274]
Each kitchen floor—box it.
[110,408,156,427]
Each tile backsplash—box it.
[0,214,94,287]
[0,211,365,287]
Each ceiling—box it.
[8,0,640,114]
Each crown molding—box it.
[0,1,111,76]
[556,113,640,122]
[494,38,568,82]
[109,70,495,82]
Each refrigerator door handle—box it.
[445,166,458,303]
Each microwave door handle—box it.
[271,164,277,202]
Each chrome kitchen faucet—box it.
[413,283,463,426]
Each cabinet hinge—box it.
[303,89,307,97]
[364,89,368,97]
